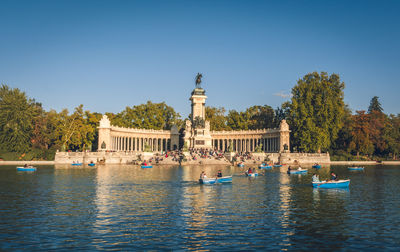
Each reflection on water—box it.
[0,164,400,250]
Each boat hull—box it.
[312,165,321,169]
[141,165,153,168]
[71,163,83,166]
[16,167,36,172]
[312,179,350,188]
[288,169,308,174]
[237,164,244,167]
[199,176,232,184]
[348,167,364,171]
[273,165,282,168]
[259,165,272,169]
[88,163,95,167]
[245,172,258,177]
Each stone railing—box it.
[111,126,172,134]
[210,128,280,136]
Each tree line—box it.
[1,72,399,160]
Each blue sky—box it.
[0,0,399,117]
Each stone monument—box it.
[184,73,213,149]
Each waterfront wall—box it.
[280,153,330,164]
[54,151,331,165]
[55,151,141,164]
[0,161,55,165]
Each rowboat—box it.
[288,169,308,174]
[312,179,350,188]
[259,164,272,169]
[199,176,232,184]
[245,172,258,177]
[17,167,36,172]
[237,163,244,167]
[312,165,321,169]
[141,165,153,168]
[273,164,283,168]
[88,163,95,167]
[71,163,83,166]
[348,167,364,171]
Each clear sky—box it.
[1,0,399,118]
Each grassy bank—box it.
[0,149,56,161]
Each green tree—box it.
[332,105,353,152]
[368,96,383,114]
[112,101,181,130]
[205,106,229,130]
[349,111,374,157]
[54,105,95,151]
[274,102,290,127]
[369,110,387,155]
[226,110,249,130]
[0,85,37,152]
[383,114,400,159]
[84,111,102,151]
[287,72,345,152]
[246,105,275,129]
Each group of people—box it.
[189,148,225,161]
[200,170,223,180]
[234,152,253,162]
[199,167,339,183]
[312,172,338,183]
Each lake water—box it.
[1,164,399,250]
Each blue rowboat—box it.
[237,163,244,167]
[17,167,36,172]
[348,167,364,171]
[288,169,308,174]
[259,165,272,169]
[71,163,83,166]
[88,163,95,167]
[312,165,321,169]
[312,179,350,188]
[141,165,153,168]
[199,176,232,184]
[245,172,258,177]
[273,164,283,168]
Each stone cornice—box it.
[110,125,171,134]
[210,128,280,136]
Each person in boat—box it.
[200,172,207,180]
[217,170,222,177]
[298,166,302,171]
[24,163,28,167]
[247,168,253,174]
[330,172,337,181]
[312,173,320,182]
[287,166,292,173]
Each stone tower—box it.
[279,119,290,152]
[184,77,213,149]
[98,115,111,151]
